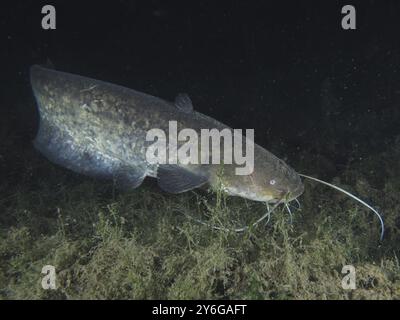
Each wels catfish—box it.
[30,65,384,238]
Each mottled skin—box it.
[30,65,303,203]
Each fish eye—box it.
[269,179,276,185]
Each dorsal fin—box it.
[175,93,193,113]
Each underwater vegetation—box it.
[1,77,400,300]
[1,138,400,299]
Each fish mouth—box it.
[287,182,304,202]
[271,182,304,203]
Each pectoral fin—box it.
[157,164,208,193]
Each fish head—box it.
[257,161,304,203]
[220,157,304,203]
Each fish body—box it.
[30,65,304,203]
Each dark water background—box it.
[1,0,399,173]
